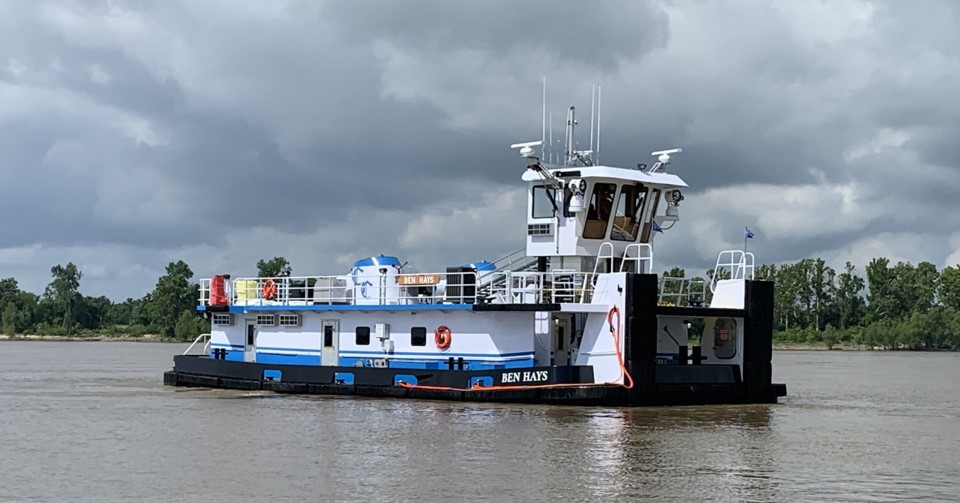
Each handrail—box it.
[620,243,653,273]
[659,277,707,306]
[491,246,538,273]
[710,250,755,293]
[198,270,601,307]
[183,333,211,356]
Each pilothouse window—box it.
[640,189,662,243]
[611,184,648,242]
[531,186,557,219]
[584,183,617,239]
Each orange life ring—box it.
[261,279,278,300]
[434,325,451,350]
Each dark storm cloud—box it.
[1,0,959,299]
[322,0,669,69]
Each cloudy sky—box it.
[1,0,959,300]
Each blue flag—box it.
[744,226,754,239]
[652,221,664,233]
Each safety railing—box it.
[491,246,539,273]
[658,277,707,307]
[198,270,598,307]
[710,250,755,293]
[183,333,211,356]
[620,243,654,273]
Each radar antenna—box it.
[511,140,563,190]
[648,148,683,172]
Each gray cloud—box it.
[1,0,959,300]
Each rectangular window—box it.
[411,327,427,346]
[323,325,334,348]
[531,186,557,219]
[527,223,552,236]
[278,314,300,327]
[611,183,648,242]
[256,314,276,326]
[246,324,255,346]
[212,313,233,326]
[640,189,662,243]
[584,183,617,239]
[356,326,371,346]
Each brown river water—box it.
[0,342,957,502]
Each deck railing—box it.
[183,333,211,355]
[198,270,598,308]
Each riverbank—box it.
[0,334,180,343]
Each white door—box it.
[321,319,339,366]
[244,320,257,362]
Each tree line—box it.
[665,257,960,350]
[0,256,292,341]
[5,253,958,349]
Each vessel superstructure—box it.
[164,103,786,406]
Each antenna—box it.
[548,111,553,164]
[511,140,543,158]
[590,84,596,155]
[596,86,602,165]
[649,148,683,172]
[565,106,577,165]
[541,77,546,159]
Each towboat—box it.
[164,108,786,406]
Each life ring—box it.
[435,325,452,350]
[261,279,278,300]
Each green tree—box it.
[43,263,83,333]
[0,278,20,307]
[2,303,19,334]
[866,257,894,322]
[145,261,198,337]
[173,309,206,341]
[755,263,777,282]
[257,257,292,278]
[836,262,866,329]
[908,261,938,313]
[808,258,836,331]
[939,266,960,310]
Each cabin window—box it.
[323,325,334,348]
[411,327,427,346]
[256,314,276,326]
[278,314,300,327]
[640,189,662,242]
[611,184,648,242]
[356,326,370,346]
[584,183,617,239]
[212,313,233,326]
[531,186,557,219]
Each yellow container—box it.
[235,280,259,302]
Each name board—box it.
[500,370,550,384]
[396,274,442,286]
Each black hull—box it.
[163,355,786,406]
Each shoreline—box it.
[0,334,181,343]
[0,336,940,352]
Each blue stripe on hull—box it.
[210,350,535,369]
[256,352,321,365]
[338,356,534,370]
